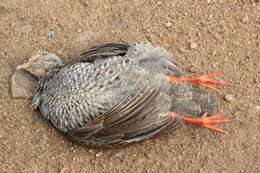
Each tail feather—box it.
[170,82,219,118]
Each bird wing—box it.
[69,43,129,65]
[67,80,178,148]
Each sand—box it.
[0,0,259,172]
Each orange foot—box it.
[171,112,233,134]
[167,72,231,92]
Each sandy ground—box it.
[0,0,259,172]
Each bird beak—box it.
[164,59,183,77]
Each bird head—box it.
[11,52,64,99]
[16,52,64,79]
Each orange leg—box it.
[167,72,231,93]
[171,112,233,134]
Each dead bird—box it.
[11,42,233,148]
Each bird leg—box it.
[171,112,233,134]
[167,72,231,92]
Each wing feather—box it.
[70,43,129,65]
[68,80,178,148]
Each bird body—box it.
[12,42,231,148]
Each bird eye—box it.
[162,65,168,69]
[162,65,170,75]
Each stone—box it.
[50,31,58,40]
[11,68,38,99]
[110,151,124,159]
[252,105,260,113]
[165,22,173,28]
[19,25,33,33]
[241,16,249,23]
[224,94,235,102]
[189,42,198,49]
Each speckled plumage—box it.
[26,43,218,148]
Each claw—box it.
[171,112,233,134]
[167,72,232,93]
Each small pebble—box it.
[31,166,39,173]
[252,105,260,113]
[50,31,58,40]
[178,47,186,53]
[110,151,124,159]
[20,25,33,33]
[189,42,198,49]
[95,151,102,157]
[241,16,249,23]
[165,22,173,28]
[58,50,63,54]
[11,69,38,99]
[224,94,235,102]
[157,1,162,5]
